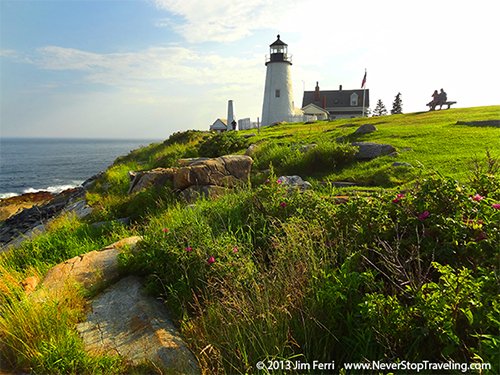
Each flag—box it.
[361,70,367,88]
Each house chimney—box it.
[339,84,343,91]
[314,81,320,101]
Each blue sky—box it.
[1,0,499,139]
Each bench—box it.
[426,101,457,111]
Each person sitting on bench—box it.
[438,88,447,106]
[428,89,440,110]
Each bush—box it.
[198,132,249,157]
[163,130,207,146]
[254,141,357,176]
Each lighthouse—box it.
[261,35,295,126]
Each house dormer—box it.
[350,92,359,106]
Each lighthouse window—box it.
[275,89,280,98]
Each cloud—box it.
[153,0,298,43]
[27,45,263,90]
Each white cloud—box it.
[32,45,263,90]
[153,0,299,42]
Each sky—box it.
[1,0,499,139]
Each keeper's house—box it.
[302,82,370,119]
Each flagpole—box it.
[362,68,367,117]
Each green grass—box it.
[1,106,499,374]
[243,105,500,185]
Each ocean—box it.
[0,138,160,198]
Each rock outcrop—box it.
[129,155,253,202]
[0,191,55,221]
[0,187,87,251]
[41,236,142,293]
[128,168,176,194]
[352,142,396,160]
[31,236,200,373]
[77,276,200,374]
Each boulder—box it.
[245,144,259,156]
[277,176,312,191]
[352,142,396,160]
[128,168,176,194]
[181,185,228,203]
[353,124,377,135]
[41,236,142,293]
[76,276,200,374]
[177,157,210,167]
[173,155,252,190]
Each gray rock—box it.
[392,162,413,167]
[277,176,312,191]
[352,142,396,160]
[242,133,256,138]
[456,120,500,128]
[245,144,259,156]
[76,276,200,374]
[64,199,93,219]
[128,168,176,194]
[299,144,317,153]
[353,124,377,135]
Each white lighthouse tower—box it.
[261,35,295,126]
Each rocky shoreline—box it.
[0,174,99,252]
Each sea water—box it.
[0,138,159,198]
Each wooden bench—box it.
[427,101,457,110]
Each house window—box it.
[350,93,358,106]
[275,89,280,98]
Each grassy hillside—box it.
[1,106,499,374]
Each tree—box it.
[391,92,403,114]
[373,99,388,116]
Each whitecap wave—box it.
[22,182,83,195]
[0,192,20,199]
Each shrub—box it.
[198,132,249,157]
[254,141,357,176]
[163,130,207,147]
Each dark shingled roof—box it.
[270,34,287,47]
[302,89,370,109]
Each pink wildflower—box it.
[185,246,193,252]
[492,203,500,210]
[277,179,283,184]
[162,228,170,233]
[392,193,405,204]
[207,256,216,265]
[232,246,239,253]
[418,210,430,221]
[280,201,287,208]
[472,194,484,202]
